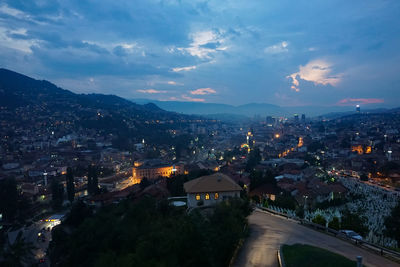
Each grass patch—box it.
[282,244,359,267]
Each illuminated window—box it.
[205,193,210,200]
[196,194,200,201]
[214,193,219,199]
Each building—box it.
[21,183,39,196]
[301,114,306,123]
[132,159,184,183]
[184,173,242,208]
[266,116,275,126]
[294,114,299,123]
[356,105,361,113]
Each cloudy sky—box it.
[1,0,399,107]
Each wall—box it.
[187,191,240,208]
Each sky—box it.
[1,0,400,108]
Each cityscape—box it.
[1,1,400,267]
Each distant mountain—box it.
[131,98,288,117]
[130,98,365,117]
[0,69,167,115]
[318,108,391,120]
[0,68,199,147]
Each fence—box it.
[257,206,400,263]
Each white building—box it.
[184,173,242,208]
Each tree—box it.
[92,167,99,195]
[341,210,368,236]
[251,195,260,204]
[328,217,340,230]
[296,206,304,219]
[48,197,250,267]
[87,165,93,195]
[249,169,277,190]
[87,165,99,195]
[385,201,400,243]
[0,178,18,221]
[272,193,297,210]
[64,201,92,227]
[1,231,36,266]
[140,177,150,189]
[245,147,261,172]
[66,167,75,203]
[166,174,186,196]
[51,178,64,209]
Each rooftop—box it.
[184,173,242,194]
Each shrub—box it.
[312,214,327,226]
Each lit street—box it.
[10,218,61,266]
[233,209,399,267]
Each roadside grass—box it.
[282,243,360,267]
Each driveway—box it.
[233,209,399,267]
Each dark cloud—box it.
[0,0,399,107]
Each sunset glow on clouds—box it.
[137,89,167,94]
[167,81,180,85]
[288,59,342,92]
[337,98,384,106]
[190,88,216,95]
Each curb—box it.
[277,246,286,267]
[229,224,248,267]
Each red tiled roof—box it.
[184,173,242,193]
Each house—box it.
[249,183,279,201]
[21,183,39,196]
[184,173,242,208]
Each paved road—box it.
[233,209,400,267]
[7,218,57,266]
[23,220,52,266]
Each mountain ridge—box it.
[130,98,384,117]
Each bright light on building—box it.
[275,134,280,138]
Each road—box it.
[7,216,62,266]
[24,220,54,266]
[233,209,400,267]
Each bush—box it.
[312,214,327,226]
[263,199,269,208]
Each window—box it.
[205,193,210,200]
[195,194,200,201]
[214,193,219,200]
